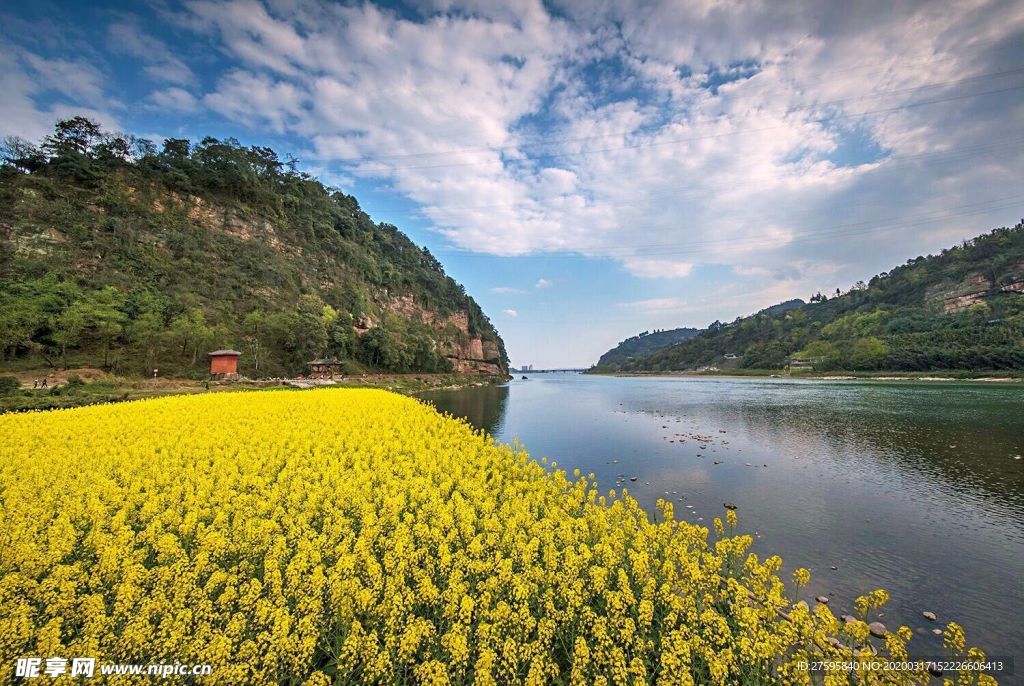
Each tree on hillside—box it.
[170,309,214,367]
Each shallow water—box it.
[420,373,1024,675]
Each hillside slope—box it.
[594,327,700,370]
[613,222,1024,373]
[0,118,508,377]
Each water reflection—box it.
[423,374,1024,666]
[420,383,509,436]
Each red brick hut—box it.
[208,350,242,378]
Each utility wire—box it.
[336,83,1024,174]
[303,65,1024,165]
[413,137,1024,214]
[429,197,1023,258]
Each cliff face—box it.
[383,296,506,375]
[924,261,1024,312]
[0,124,509,377]
[444,329,505,375]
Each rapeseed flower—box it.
[0,389,993,684]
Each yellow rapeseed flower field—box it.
[0,389,994,684]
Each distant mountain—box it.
[0,117,508,377]
[593,327,700,370]
[603,222,1024,373]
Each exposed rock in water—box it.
[922,611,937,621]
[815,596,830,604]
[868,622,887,638]
[723,502,737,510]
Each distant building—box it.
[308,358,344,379]
[208,350,241,378]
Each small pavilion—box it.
[208,350,242,379]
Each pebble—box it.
[630,477,637,481]
[842,615,856,623]
[713,460,722,464]
[922,611,936,621]
[868,622,887,638]
[815,595,830,604]
[723,502,737,510]
[830,565,838,570]
[745,462,753,467]
[793,600,809,611]
[931,628,943,636]
[927,662,943,677]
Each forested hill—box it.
[0,117,508,378]
[594,327,700,370]
[602,222,1024,373]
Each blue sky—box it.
[2,0,1023,367]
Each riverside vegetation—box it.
[0,389,995,684]
[592,224,1024,374]
[0,118,507,379]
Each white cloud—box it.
[181,0,1024,288]
[503,308,519,317]
[108,19,195,85]
[203,71,308,132]
[150,87,199,112]
[492,286,527,294]
[22,53,107,106]
[622,258,694,279]
[617,297,689,313]
[535,278,553,289]
[0,44,120,142]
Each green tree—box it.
[80,287,128,368]
[243,311,266,376]
[52,305,86,368]
[849,337,890,370]
[170,309,214,367]
[129,310,165,374]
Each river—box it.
[420,373,1024,675]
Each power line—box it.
[411,137,1024,214]
[303,65,1024,166]
[335,82,1024,174]
[429,197,1023,258]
